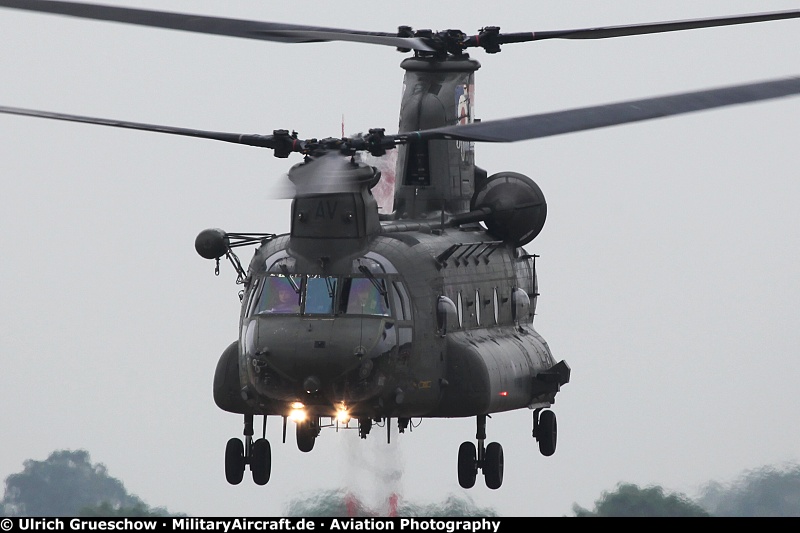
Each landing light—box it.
[289,404,307,422]
[336,407,351,424]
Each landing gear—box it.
[251,438,271,485]
[224,438,245,485]
[225,414,272,485]
[358,417,372,439]
[457,442,477,489]
[533,408,557,457]
[457,415,504,490]
[296,417,320,452]
[484,441,504,490]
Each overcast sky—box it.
[1,0,799,517]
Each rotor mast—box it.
[393,56,481,220]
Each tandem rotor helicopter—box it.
[2,1,800,491]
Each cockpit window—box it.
[341,277,389,316]
[251,273,400,317]
[304,276,336,315]
[256,275,301,314]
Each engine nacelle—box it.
[472,172,547,247]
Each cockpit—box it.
[245,252,408,320]
[237,252,414,415]
[248,274,391,317]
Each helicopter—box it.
[1,1,800,493]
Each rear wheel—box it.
[224,438,245,485]
[457,441,477,489]
[537,410,557,457]
[483,442,504,489]
[251,438,271,485]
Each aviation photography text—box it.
[6,518,505,533]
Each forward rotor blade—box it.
[0,0,433,51]
[0,105,277,148]
[530,9,800,41]
[397,76,800,143]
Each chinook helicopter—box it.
[1,1,800,491]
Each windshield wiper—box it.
[279,264,300,293]
[358,265,387,296]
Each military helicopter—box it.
[2,1,800,492]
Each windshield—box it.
[342,277,389,316]
[251,274,395,317]
[304,276,336,315]
[255,275,301,314]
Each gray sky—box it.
[1,0,799,517]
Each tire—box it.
[538,410,557,457]
[251,438,272,486]
[224,438,245,485]
[296,420,317,453]
[483,442,504,489]
[457,441,477,489]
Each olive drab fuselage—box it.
[224,228,559,421]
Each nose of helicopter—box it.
[242,315,394,408]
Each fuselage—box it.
[232,225,558,421]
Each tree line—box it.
[1,450,799,516]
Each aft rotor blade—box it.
[529,9,800,41]
[0,0,433,51]
[397,76,800,143]
[0,105,278,148]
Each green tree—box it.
[399,494,498,517]
[1,450,178,517]
[80,501,182,517]
[697,463,800,517]
[573,483,709,517]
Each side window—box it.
[512,287,531,324]
[456,291,464,328]
[256,275,301,314]
[304,276,337,315]
[245,278,263,317]
[391,281,411,320]
[475,289,481,326]
[492,287,499,324]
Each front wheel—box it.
[251,438,271,485]
[296,420,318,453]
[457,441,477,489]
[483,442,504,490]
[224,438,245,485]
